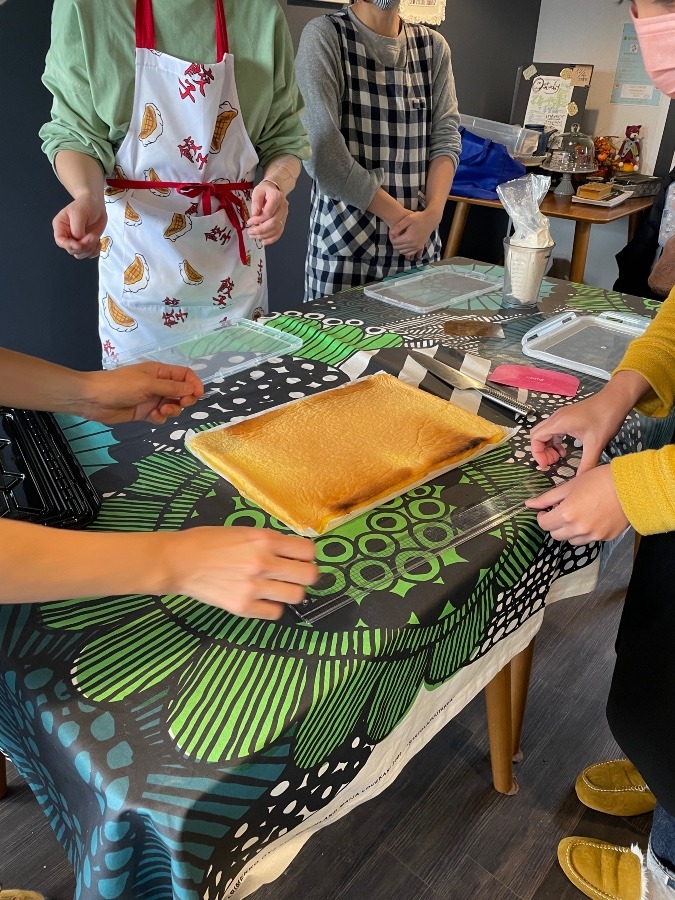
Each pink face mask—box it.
[632,7,675,98]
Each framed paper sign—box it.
[510,62,594,133]
[400,0,447,25]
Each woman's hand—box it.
[388,209,437,260]
[161,527,319,619]
[53,192,107,259]
[77,363,204,425]
[246,180,289,246]
[529,396,626,474]
[529,371,652,474]
[525,465,629,545]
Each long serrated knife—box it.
[407,349,534,418]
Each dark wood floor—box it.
[1,537,649,900]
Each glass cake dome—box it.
[541,124,598,195]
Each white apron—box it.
[99,0,266,365]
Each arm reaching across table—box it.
[0,348,204,426]
[0,521,317,618]
[0,349,318,614]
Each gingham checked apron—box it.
[305,10,439,301]
[99,0,266,364]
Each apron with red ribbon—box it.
[99,0,266,364]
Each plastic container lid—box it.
[459,114,541,157]
[106,319,303,383]
[521,311,650,380]
[364,267,503,313]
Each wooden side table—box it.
[443,192,655,284]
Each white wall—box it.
[534,0,670,290]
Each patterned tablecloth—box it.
[0,263,670,900]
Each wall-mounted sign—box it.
[400,0,447,26]
[612,22,663,106]
[510,63,594,133]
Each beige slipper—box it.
[575,759,656,817]
[558,837,645,900]
[0,892,46,900]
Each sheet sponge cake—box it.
[187,373,505,535]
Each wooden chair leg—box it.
[442,200,470,259]
[0,753,7,800]
[484,662,518,795]
[510,638,536,763]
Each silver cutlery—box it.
[407,349,534,418]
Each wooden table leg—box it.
[484,663,518,795]
[0,754,7,800]
[442,200,470,259]
[511,638,535,763]
[569,220,592,284]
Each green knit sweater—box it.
[40,0,310,174]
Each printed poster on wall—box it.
[399,0,447,25]
[524,75,575,133]
[612,22,662,106]
[510,63,593,133]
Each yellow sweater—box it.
[611,285,675,535]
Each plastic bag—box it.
[497,174,554,248]
[452,128,527,202]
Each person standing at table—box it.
[40,0,309,363]
[295,0,461,300]
[526,5,675,896]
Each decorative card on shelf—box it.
[510,63,594,134]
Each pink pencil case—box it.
[489,364,579,397]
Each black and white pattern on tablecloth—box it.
[293,290,535,350]
[474,536,563,659]
[212,727,376,874]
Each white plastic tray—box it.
[521,311,650,380]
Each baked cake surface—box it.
[187,373,505,534]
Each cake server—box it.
[407,349,534,418]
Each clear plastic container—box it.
[521,311,650,379]
[106,319,303,384]
[363,266,502,313]
[460,114,541,157]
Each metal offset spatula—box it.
[407,349,534,418]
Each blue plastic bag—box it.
[453,127,527,201]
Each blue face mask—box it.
[369,0,400,9]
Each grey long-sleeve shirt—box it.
[295,8,461,213]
